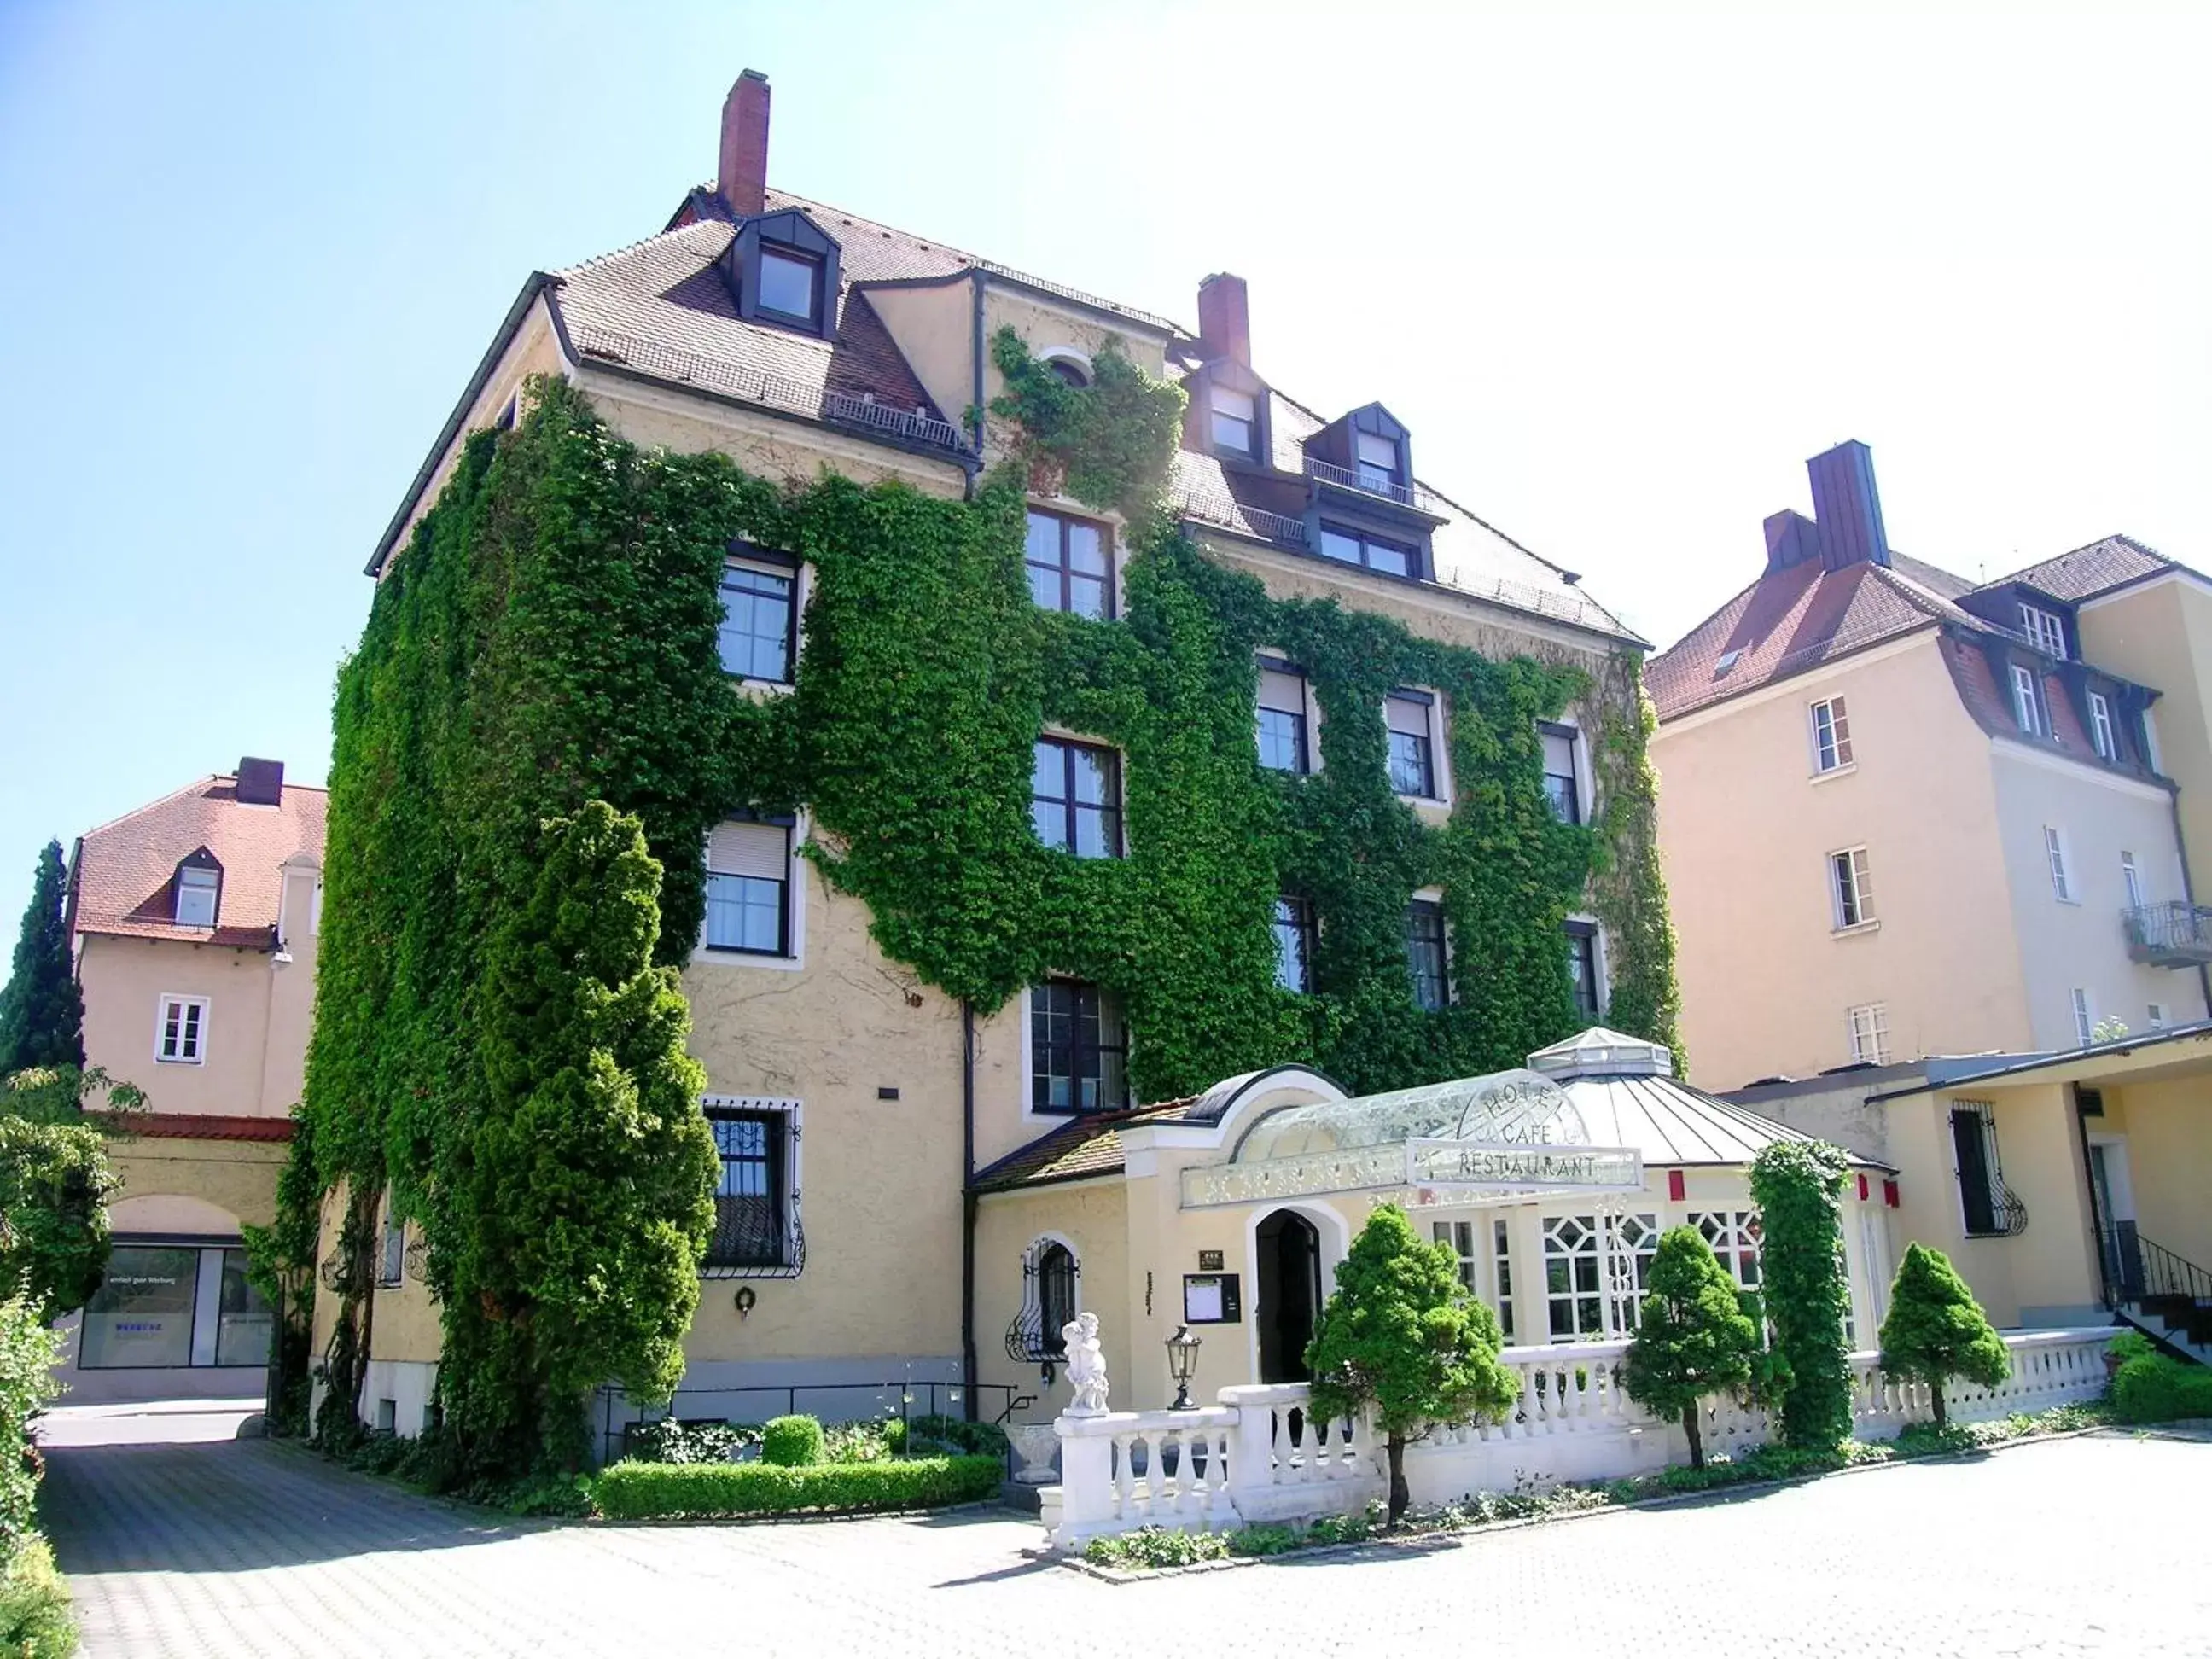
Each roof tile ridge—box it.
[77,775,226,844]
[1985,533,2183,594]
[1648,572,1769,668]
[1873,562,1982,626]
[557,218,729,278]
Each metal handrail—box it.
[2123,900,2212,957]
[1304,454,1416,507]
[2101,1225,2212,1309]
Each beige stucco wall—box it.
[80,936,288,1118]
[1986,746,2205,1045]
[975,1179,1132,1424]
[1654,636,2030,1091]
[2076,573,2212,895]
[2093,1071,2212,1273]
[103,1135,287,1232]
[861,278,973,441]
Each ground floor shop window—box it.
[78,1243,271,1370]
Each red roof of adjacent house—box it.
[1988,534,2176,604]
[95,1112,295,1143]
[71,773,326,952]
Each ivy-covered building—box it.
[304,68,1685,1452]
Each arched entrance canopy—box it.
[1182,1067,1643,1210]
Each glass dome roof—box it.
[1229,1068,1589,1164]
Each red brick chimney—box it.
[1196,273,1250,366]
[718,69,771,218]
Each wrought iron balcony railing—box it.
[1304,454,1416,507]
[2122,900,2212,968]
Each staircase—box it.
[2104,1227,2212,1366]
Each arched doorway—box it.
[1254,1209,1323,1382]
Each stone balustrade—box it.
[1044,1326,2116,1550]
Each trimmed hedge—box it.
[592,1454,1005,1520]
[760,1414,824,1467]
[2111,1353,2212,1424]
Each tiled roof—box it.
[95,1112,294,1143]
[970,1097,1203,1193]
[1988,535,2174,603]
[72,775,326,951]
[1647,551,1982,720]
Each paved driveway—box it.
[38,1403,2212,1657]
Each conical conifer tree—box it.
[0,842,84,1076]
[1877,1243,2009,1428]
[1621,1226,1762,1469]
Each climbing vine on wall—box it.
[277,370,1679,1477]
[1583,651,1685,1072]
[987,327,1187,523]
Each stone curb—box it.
[1055,1418,2128,1585]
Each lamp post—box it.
[1166,1324,1202,1410]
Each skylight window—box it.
[1714,649,1743,678]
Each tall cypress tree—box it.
[0,842,84,1076]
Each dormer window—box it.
[2019,602,2067,660]
[1357,431,1403,493]
[1212,387,1258,458]
[175,859,220,928]
[757,246,822,325]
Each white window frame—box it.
[2044,826,2075,904]
[154,994,210,1065]
[378,1196,406,1289]
[2071,988,2094,1047]
[2011,665,2045,736]
[1542,1212,1657,1341]
[1688,1209,1764,1289]
[2019,602,2068,660]
[1210,385,1259,458]
[1384,688,1451,805]
[174,864,220,929]
[2121,851,2145,911]
[1830,847,1876,931]
[2087,691,2116,761]
[1807,696,1854,775]
[1847,1002,1889,1065]
[1539,719,1589,824]
[692,813,807,971]
[2147,1002,2168,1030]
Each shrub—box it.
[0,1536,73,1659]
[902,1413,1010,1458]
[1750,1141,1855,1452]
[1877,1243,2009,1427]
[1225,1523,1301,1557]
[2112,1353,2212,1424]
[1621,1227,1762,1469]
[823,1418,899,1464]
[590,1454,1003,1520]
[626,1419,760,1465]
[2108,1329,2156,1364]
[760,1415,824,1467]
[1084,1527,1229,1569]
[0,1295,60,1558]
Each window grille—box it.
[702,1100,803,1277]
[1949,1101,2027,1237]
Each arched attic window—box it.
[1042,353,1090,389]
[721,208,842,339]
[173,849,222,929]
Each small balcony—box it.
[2123,901,2212,968]
[1304,454,1416,509]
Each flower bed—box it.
[591,1454,1005,1521]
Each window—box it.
[1045,357,1088,388]
[1273,897,1314,993]
[1691,1211,1763,1288]
[1830,847,1875,929]
[1564,921,1600,1020]
[1022,1238,1080,1358]
[1386,690,1437,798]
[757,245,822,324]
[2044,827,2074,903]
[704,818,794,957]
[1540,723,1581,823]
[2088,691,2117,760]
[1493,1217,1516,1342]
[1848,1002,1889,1065]
[155,995,208,1064]
[1032,737,1121,858]
[703,1108,792,1269]
[379,1202,405,1289]
[1356,431,1403,492]
[2148,1002,2168,1029]
[2122,853,2144,911]
[1025,509,1113,620]
[2011,664,2045,736]
[175,864,219,928]
[1809,696,1854,773]
[1544,1213,1656,1340]
[1211,386,1257,457]
[2019,602,2068,660]
[719,556,798,683]
[1030,980,1126,1114]
[1433,1220,1476,1293]
[1406,898,1448,1010]
[1256,660,1312,774]
[2071,987,2093,1047]
[1949,1101,2018,1237]
[1317,523,1418,579]
[76,1244,272,1371]
[1426,1220,1516,1342]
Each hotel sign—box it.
[1404,1139,1643,1196]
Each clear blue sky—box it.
[3,1,2207,932]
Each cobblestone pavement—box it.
[38,1404,2212,1658]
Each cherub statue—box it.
[1062,1310,1109,1415]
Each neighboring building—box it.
[1649,441,2209,1093]
[325,70,1676,1440]
[1737,1019,2212,1350]
[55,760,324,1401]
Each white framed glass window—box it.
[1432,1220,1477,1293]
[1543,1212,1656,1340]
[1808,696,1854,773]
[155,994,209,1064]
[2019,603,2068,659]
[2147,1002,2168,1029]
[174,864,219,928]
[2044,826,2075,902]
[704,818,794,957]
[1830,847,1875,929]
[1211,386,1257,457]
[2088,691,2117,760]
[1848,1002,1889,1065]
[1690,1210,1763,1288]
[2071,988,2094,1046]
[2121,851,2145,911]
[2011,665,2045,736]
[1492,1217,1516,1342]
